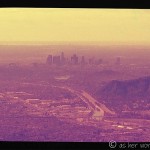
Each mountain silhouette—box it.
[98,76,150,100]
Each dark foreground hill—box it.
[95,76,150,112]
[100,76,150,100]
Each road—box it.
[52,85,116,121]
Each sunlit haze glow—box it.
[0,8,150,45]
[0,9,150,143]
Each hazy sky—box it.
[0,8,150,45]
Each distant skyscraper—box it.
[61,52,65,65]
[81,56,85,65]
[97,59,103,65]
[71,54,78,65]
[116,57,121,65]
[46,55,52,65]
[89,57,94,65]
[89,58,92,65]
[53,55,61,65]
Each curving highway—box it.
[52,85,116,121]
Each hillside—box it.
[95,76,150,113]
[99,76,150,100]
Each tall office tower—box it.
[116,57,121,65]
[89,57,94,65]
[61,52,65,65]
[71,54,78,65]
[97,58,103,65]
[89,58,92,65]
[66,58,69,64]
[53,56,61,65]
[81,56,86,65]
[46,55,53,65]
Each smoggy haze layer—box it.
[0,8,150,45]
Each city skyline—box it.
[46,52,106,65]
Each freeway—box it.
[52,85,116,121]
